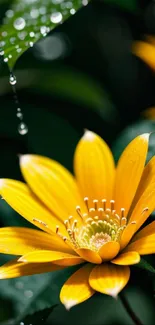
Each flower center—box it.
[56,198,129,252]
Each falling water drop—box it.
[9,71,28,136]
[18,122,28,135]
[9,74,17,85]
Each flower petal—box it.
[0,179,67,235]
[114,134,149,217]
[74,130,115,204]
[19,250,84,266]
[0,258,63,279]
[89,264,130,297]
[99,242,120,261]
[20,155,86,223]
[124,235,155,255]
[120,223,137,251]
[128,156,155,232]
[76,248,102,264]
[133,40,155,71]
[132,221,155,242]
[0,227,73,255]
[60,264,95,309]
[111,252,140,265]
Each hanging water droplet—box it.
[14,17,26,30]
[70,8,76,15]
[18,122,28,135]
[29,41,34,47]
[9,74,17,85]
[50,12,63,24]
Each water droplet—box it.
[24,290,33,298]
[8,54,12,59]
[18,31,27,40]
[14,17,26,30]
[0,41,5,47]
[30,8,39,18]
[0,51,4,56]
[10,74,17,85]
[6,9,14,18]
[52,0,64,3]
[20,322,24,325]
[40,26,48,35]
[18,122,28,135]
[29,41,34,47]
[17,112,23,119]
[29,31,35,37]
[50,12,63,24]
[17,48,22,53]
[39,6,46,15]
[15,281,24,289]
[4,57,8,62]
[70,8,76,14]
[2,31,8,37]
[82,0,88,5]
[10,37,16,44]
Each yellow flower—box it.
[133,36,155,70]
[0,131,155,309]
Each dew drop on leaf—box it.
[50,12,63,23]
[14,17,26,30]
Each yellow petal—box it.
[132,221,155,242]
[0,227,73,255]
[60,264,95,309]
[20,155,86,224]
[133,40,155,70]
[74,130,115,204]
[114,134,149,217]
[99,242,120,261]
[111,252,140,265]
[120,223,137,251]
[124,235,155,255]
[0,179,67,235]
[128,156,155,232]
[76,248,102,264]
[19,250,84,266]
[0,258,63,279]
[89,264,130,297]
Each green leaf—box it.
[103,0,138,12]
[136,258,155,274]
[21,306,57,325]
[0,0,86,68]
[112,119,155,163]
[0,264,79,325]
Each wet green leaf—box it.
[0,263,79,325]
[0,0,86,68]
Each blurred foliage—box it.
[0,0,155,324]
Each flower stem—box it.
[120,293,143,325]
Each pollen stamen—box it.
[102,199,106,211]
[93,199,98,210]
[84,197,89,210]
